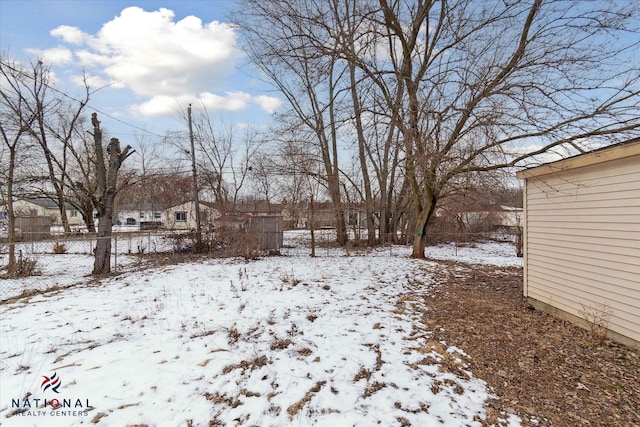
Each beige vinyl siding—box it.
[522,152,640,347]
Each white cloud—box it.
[51,6,245,115]
[50,25,89,45]
[254,95,282,114]
[130,91,282,117]
[25,47,73,65]
[200,91,251,111]
[130,95,187,116]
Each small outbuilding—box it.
[516,138,640,349]
[246,215,284,252]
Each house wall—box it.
[115,210,163,226]
[163,202,219,231]
[521,152,640,349]
[12,200,83,227]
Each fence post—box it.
[114,236,118,274]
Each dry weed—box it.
[363,381,387,397]
[270,338,293,350]
[579,302,612,346]
[286,381,326,418]
[204,392,242,408]
[353,366,371,382]
[221,355,269,375]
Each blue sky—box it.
[0,0,280,142]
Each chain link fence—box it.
[1,228,521,302]
[0,233,175,302]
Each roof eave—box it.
[516,139,640,179]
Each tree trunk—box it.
[309,192,316,257]
[92,200,113,274]
[411,196,437,259]
[80,200,96,233]
[55,191,71,233]
[6,148,16,271]
[91,113,133,275]
[333,201,348,245]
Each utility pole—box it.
[188,104,203,252]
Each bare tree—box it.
[178,104,258,211]
[0,59,98,235]
[228,128,259,210]
[9,61,86,233]
[234,0,351,244]
[374,0,640,257]
[91,113,133,275]
[238,0,639,257]
[63,118,99,232]
[110,134,169,229]
[271,138,316,229]
[0,59,39,271]
[276,135,325,255]
[249,147,279,208]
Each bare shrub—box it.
[514,226,523,257]
[226,326,240,345]
[167,232,192,254]
[238,268,249,291]
[53,242,67,254]
[353,366,371,382]
[579,302,612,346]
[270,338,293,350]
[280,269,300,287]
[210,226,260,259]
[4,253,39,278]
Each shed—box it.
[516,138,640,349]
[15,216,52,240]
[247,215,284,252]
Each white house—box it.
[516,138,640,349]
[12,198,83,227]
[163,201,220,231]
[114,205,164,230]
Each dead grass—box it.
[420,263,640,427]
[221,355,268,375]
[353,366,371,382]
[91,412,108,424]
[204,392,242,408]
[297,347,313,356]
[270,338,293,350]
[286,381,326,418]
[363,381,387,398]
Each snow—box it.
[1,232,522,426]
[423,241,522,268]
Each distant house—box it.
[217,212,251,230]
[114,205,164,230]
[459,205,522,233]
[344,205,371,230]
[517,138,640,349]
[163,201,220,231]
[234,201,285,216]
[12,198,83,227]
[301,202,369,230]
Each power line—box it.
[0,60,167,139]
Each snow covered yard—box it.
[0,234,521,426]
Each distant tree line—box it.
[2,0,639,267]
